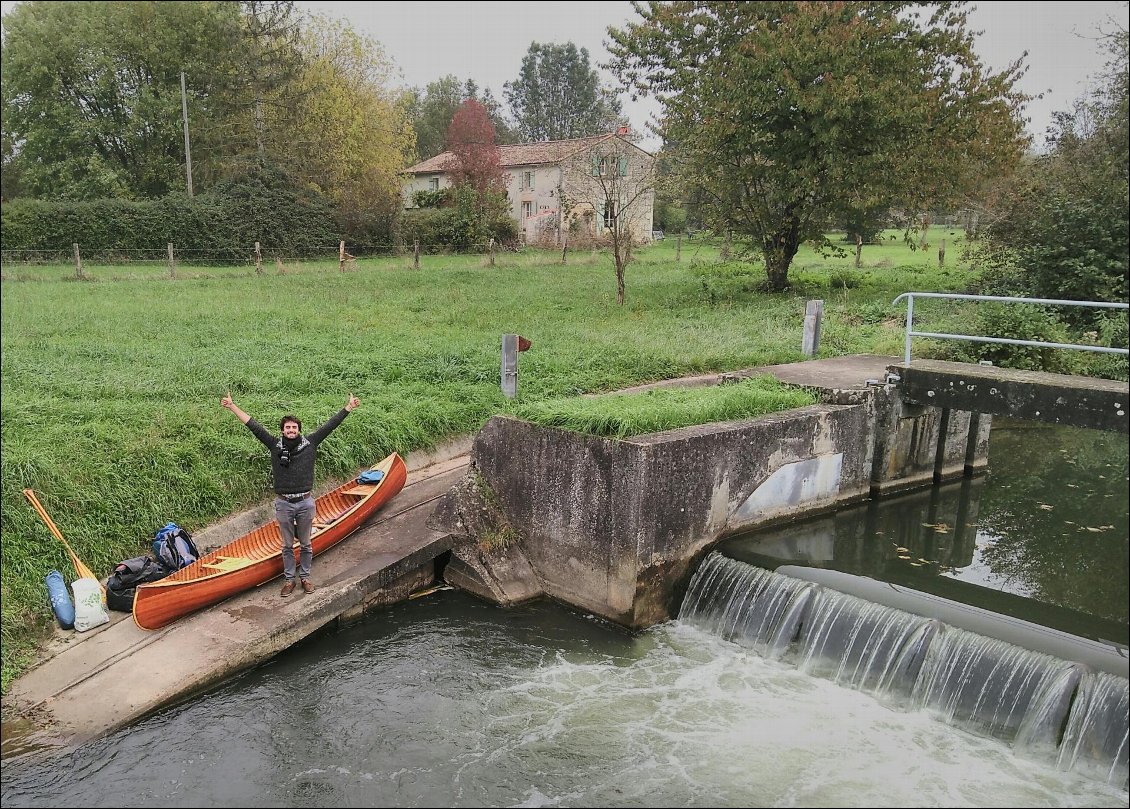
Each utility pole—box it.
[180,71,193,197]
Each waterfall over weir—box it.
[679,553,1130,789]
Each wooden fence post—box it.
[254,242,263,275]
[167,242,177,279]
[339,240,346,272]
[73,243,84,280]
[855,234,863,268]
[413,240,420,270]
[938,239,945,267]
[675,234,682,262]
[488,238,496,267]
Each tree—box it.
[405,75,464,160]
[562,137,657,305]
[463,79,520,145]
[972,22,1128,317]
[405,76,516,162]
[445,99,506,196]
[233,1,306,161]
[1,0,245,199]
[608,1,1030,290]
[438,99,509,248]
[289,15,415,244]
[504,42,625,142]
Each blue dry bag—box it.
[46,570,75,630]
[356,470,384,485]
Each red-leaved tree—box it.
[444,99,506,196]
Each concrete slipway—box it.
[0,355,899,759]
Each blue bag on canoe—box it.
[356,470,384,485]
[46,570,75,630]
[152,523,200,572]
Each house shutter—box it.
[618,156,628,177]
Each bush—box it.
[939,302,1078,373]
[395,185,517,251]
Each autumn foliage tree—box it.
[420,98,511,249]
[445,99,507,197]
[291,15,414,243]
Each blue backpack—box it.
[152,523,200,571]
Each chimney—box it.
[616,126,631,136]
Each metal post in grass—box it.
[802,299,823,357]
[254,242,263,275]
[413,240,420,270]
[73,243,84,280]
[167,242,177,279]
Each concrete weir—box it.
[429,356,990,629]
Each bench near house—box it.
[402,128,656,246]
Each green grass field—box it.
[0,225,1119,692]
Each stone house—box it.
[402,129,656,245]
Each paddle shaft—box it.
[23,488,105,590]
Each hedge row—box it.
[1,189,340,260]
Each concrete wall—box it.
[429,378,991,631]
[862,382,991,496]
[444,403,873,629]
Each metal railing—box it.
[891,292,1130,365]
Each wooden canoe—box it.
[132,452,407,630]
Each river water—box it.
[1,420,1127,808]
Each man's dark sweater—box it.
[244,409,350,496]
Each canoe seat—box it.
[343,484,378,497]
[200,556,251,572]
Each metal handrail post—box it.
[904,294,915,365]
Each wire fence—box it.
[0,228,681,277]
[0,238,547,277]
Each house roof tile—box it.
[404,133,631,174]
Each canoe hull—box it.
[133,453,407,630]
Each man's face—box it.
[282,421,300,439]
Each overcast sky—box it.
[300,0,1127,151]
[3,1,1126,151]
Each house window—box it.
[523,171,534,190]
[523,201,535,219]
[428,177,439,191]
[603,201,616,229]
[591,156,628,177]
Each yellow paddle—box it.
[23,489,106,596]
